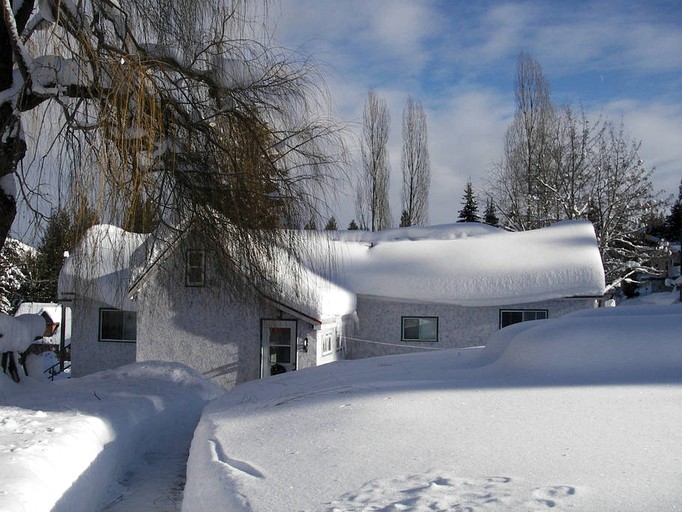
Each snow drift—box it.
[183,303,682,511]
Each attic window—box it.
[499,309,548,329]
[186,250,205,287]
[99,309,137,342]
[402,317,439,342]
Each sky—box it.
[270,0,682,227]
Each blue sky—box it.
[273,0,682,226]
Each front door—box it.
[261,320,297,378]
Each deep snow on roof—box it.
[309,220,606,306]
[58,225,147,310]
[59,221,605,312]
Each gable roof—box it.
[57,224,356,322]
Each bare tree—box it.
[487,52,666,292]
[491,52,555,230]
[587,120,665,291]
[400,96,430,227]
[0,0,345,294]
[358,89,391,231]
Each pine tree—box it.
[484,198,499,226]
[324,217,337,230]
[348,219,360,230]
[399,210,412,227]
[458,179,480,223]
[29,206,99,302]
[303,218,317,230]
[0,239,34,314]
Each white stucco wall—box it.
[68,299,137,377]
[348,295,598,360]
[133,243,329,389]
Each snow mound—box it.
[183,304,682,511]
[481,304,682,383]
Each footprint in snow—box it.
[325,471,577,511]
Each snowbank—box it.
[0,362,222,512]
[184,304,682,511]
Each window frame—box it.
[185,250,206,287]
[499,309,548,329]
[99,308,137,343]
[401,316,439,342]
[322,332,333,355]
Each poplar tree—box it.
[401,96,430,226]
[357,90,391,231]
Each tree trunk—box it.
[0,109,23,251]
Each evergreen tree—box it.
[399,210,412,227]
[29,205,99,302]
[458,179,480,222]
[303,219,317,230]
[0,239,34,314]
[348,219,360,230]
[484,198,499,226]
[324,217,337,230]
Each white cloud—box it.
[272,0,682,225]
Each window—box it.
[99,309,137,342]
[401,317,439,342]
[186,250,205,287]
[322,332,333,354]
[499,309,548,329]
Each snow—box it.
[0,361,223,512]
[309,220,605,306]
[59,225,147,310]
[60,221,604,321]
[183,302,682,511]
[0,300,680,511]
[14,302,62,345]
[0,313,45,353]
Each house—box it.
[305,220,606,359]
[58,220,605,389]
[58,225,356,388]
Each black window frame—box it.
[401,316,439,342]
[185,250,206,287]
[99,308,137,343]
[499,309,548,329]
